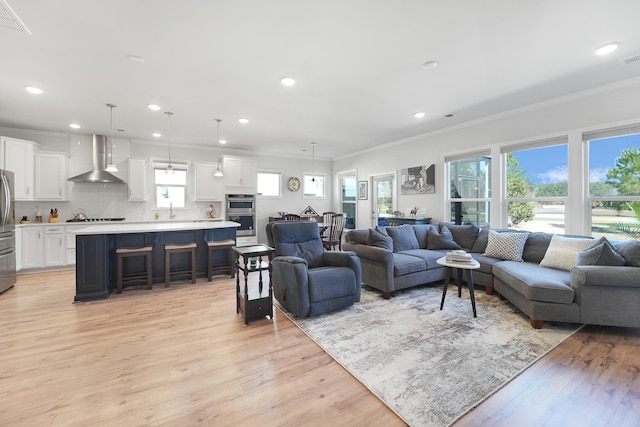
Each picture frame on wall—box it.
[400,164,435,195]
[358,180,368,200]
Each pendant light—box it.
[309,141,317,191]
[311,141,316,182]
[214,118,223,177]
[164,111,174,174]
[105,103,118,172]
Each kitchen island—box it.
[70,221,240,302]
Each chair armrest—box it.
[571,265,640,289]
[272,255,308,267]
[343,243,393,263]
[322,251,362,302]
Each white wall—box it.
[333,77,640,232]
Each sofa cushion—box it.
[471,253,502,275]
[387,225,420,252]
[401,249,447,269]
[493,261,574,304]
[522,232,554,264]
[577,237,626,266]
[483,230,529,262]
[440,222,479,250]
[392,253,427,276]
[613,240,640,267]
[365,228,393,251]
[427,225,462,250]
[539,235,593,271]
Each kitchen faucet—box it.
[169,202,176,220]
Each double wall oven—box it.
[226,194,256,236]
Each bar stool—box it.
[165,242,197,287]
[207,239,236,281]
[116,246,153,294]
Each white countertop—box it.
[68,220,241,235]
[17,218,226,228]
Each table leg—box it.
[258,255,263,295]
[243,256,249,325]
[235,253,240,314]
[440,267,452,311]
[457,269,463,297]
[467,270,477,318]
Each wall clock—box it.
[288,177,300,192]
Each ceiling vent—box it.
[0,0,30,34]
[619,54,640,66]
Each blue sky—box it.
[511,134,640,185]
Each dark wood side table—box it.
[233,244,275,324]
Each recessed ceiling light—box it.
[24,86,43,94]
[69,123,81,129]
[414,112,426,119]
[219,139,227,144]
[127,55,144,63]
[281,77,296,86]
[421,61,438,70]
[595,42,621,56]
[238,118,249,124]
[152,132,162,138]
[148,104,161,111]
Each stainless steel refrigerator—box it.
[0,170,16,294]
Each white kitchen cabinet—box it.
[21,226,45,269]
[194,161,223,201]
[223,156,257,191]
[35,152,67,200]
[65,231,76,266]
[15,227,22,271]
[44,226,66,267]
[1,136,37,200]
[128,158,147,201]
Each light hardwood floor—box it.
[2,271,639,426]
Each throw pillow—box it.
[482,230,529,262]
[427,225,462,250]
[386,224,420,252]
[539,235,594,271]
[365,228,393,251]
[612,240,640,267]
[471,228,490,253]
[440,222,479,250]
[576,237,626,266]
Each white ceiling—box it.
[1,0,640,159]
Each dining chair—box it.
[322,213,346,251]
[321,211,336,237]
[282,213,301,221]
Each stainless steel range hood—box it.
[68,135,124,183]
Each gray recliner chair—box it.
[266,221,362,317]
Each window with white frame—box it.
[303,172,326,198]
[446,152,491,228]
[584,125,640,241]
[257,171,282,197]
[154,162,188,209]
[502,138,568,233]
[339,172,357,229]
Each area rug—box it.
[277,285,581,427]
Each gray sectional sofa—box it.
[343,223,640,329]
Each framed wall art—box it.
[358,180,368,200]
[400,164,435,195]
